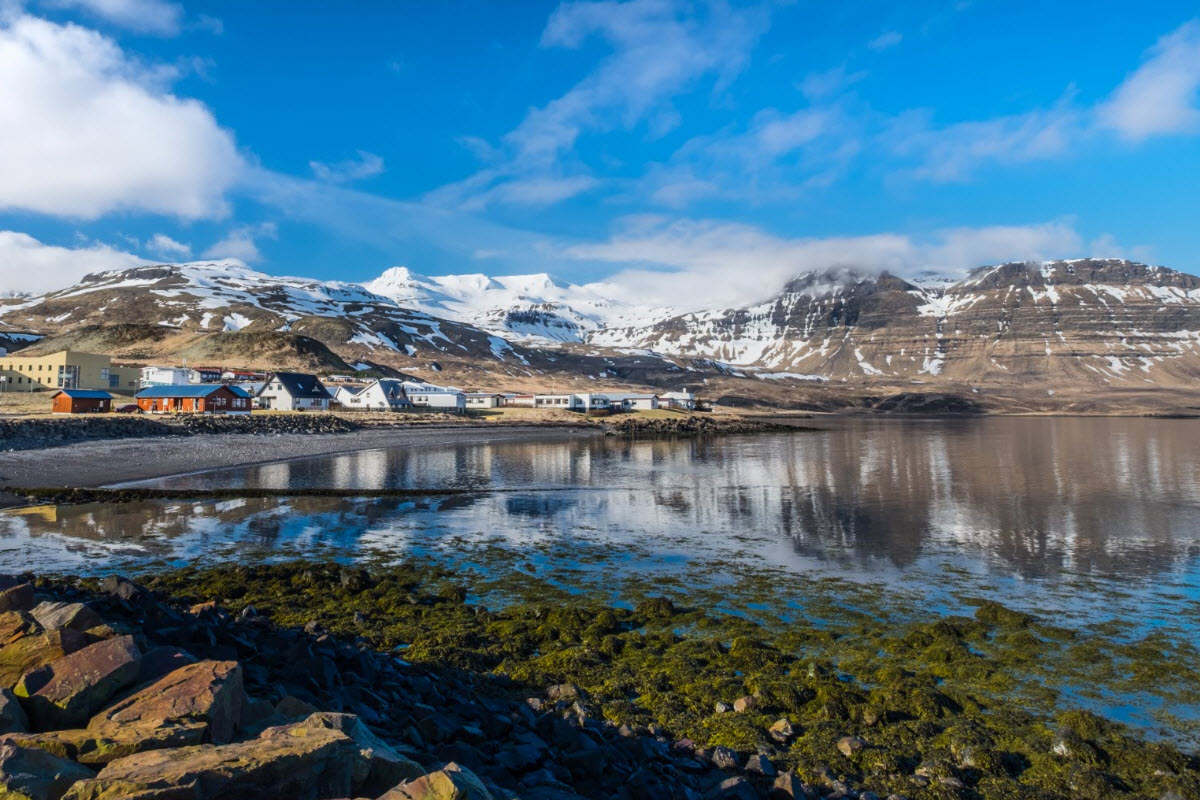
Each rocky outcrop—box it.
[0,573,850,800]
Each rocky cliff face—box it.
[592,259,1200,387]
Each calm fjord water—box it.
[3,417,1199,626]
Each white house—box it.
[332,385,364,406]
[465,392,504,409]
[533,392,659,412]
[659,390,696,410]
[603,393,660,411]
[256,372,332,411]
[403,381,466,413]
[140,366,193,389]
[342,379,413,411]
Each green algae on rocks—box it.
[136,560,1200,800]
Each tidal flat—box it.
[106,549,1200,800]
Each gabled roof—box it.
[135,384,251,399]
[261,372,331,400]
[53,389,112,399]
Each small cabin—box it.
[136,384,252,415]
[51,389,113,414]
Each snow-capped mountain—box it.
[5,257,1200,393]
[0,262,536,370]
[363,266,638,344]
[593,259,1200,386]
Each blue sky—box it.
[1,0,1198,306]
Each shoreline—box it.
[0,424,603,491]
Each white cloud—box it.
[145,232,191,259]
[429,0,769,210]
[1097,19,1200,140]
[38,0,183,35]
[203,223,276,263]
[892,102,1081,181]
[638,105,855,206]
[798,65,867,101]
[0,14,242,220]
[567,216,1083,308]
[309,150,385,184]
[867,30,902,51]
[0,230,146,294]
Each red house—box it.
[51,389,113,414]
[135,384,252,415]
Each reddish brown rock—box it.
[0,740,94,800]
[0,611,39,646]
[377,762,494,800]
[290,712,423,795]
[15,636,141,730]
[0,583,35,614]
[90,660,244,745]
[62,717,361,800]
[0,630,88,690]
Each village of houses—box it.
[0,348,699,418]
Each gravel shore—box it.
[0,425,601,490]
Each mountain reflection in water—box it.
[2,418,1198,615]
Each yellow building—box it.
[0,350,140,393]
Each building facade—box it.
[0,350,139,392]
[464,393,504,408]
[135,385,252,414]
[51,389,113,413]
[140,366,193,388]
[342,379,414,411]
[256,372,332,411]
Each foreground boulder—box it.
[14,636,141,730]
[378,762,495,800]
[0,631,88,690]
[297,711,424,795]
[90,660,244,745]
[62,714,363,800]
[0,741,93,800]
[0,583,35,614]
[2,660,248,766]
[29,604,103,636]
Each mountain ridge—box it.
[4,257,1200,402]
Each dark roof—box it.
[135,385,251,399]
[261,372,331,400]
[53,389,112,399]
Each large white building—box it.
[140,366,193,389]
[532,392,660,412]
[404,381,466,413]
